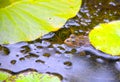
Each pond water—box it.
[0,0,120,82]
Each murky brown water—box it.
[0,0,120,82]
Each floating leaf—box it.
[0,70,11,82]
[5,71,61,82]
[89,20,120,56]
[0,0,82,44]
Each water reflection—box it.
[0,43,120,82]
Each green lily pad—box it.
[5,71,61,82]
[89,20,120,56]
[0,70,12,82]
[0,0,82,44]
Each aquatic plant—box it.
[0,0,82,44]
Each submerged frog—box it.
[64,34,120,60]
[64,34,89,47]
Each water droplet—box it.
[99,2,102,5]
[41,41,51,47]
[64,61,72,66]
[55,53,61,57]
[35,59,45,64]
[46,72,63,80]
[96,58,104,63]
[109,2,116,6]
[64,61,72,69]
[71,48,77,54]
[94,5,98,8]
[36,46,43,49]
[42,33,55,39]
[115,61,120,71]
[57,46,65,50]
[2,46,10,55]
[103,19,109,23]
[20,46,31,54]
[19,57,25,61]
[16,55,19,57]
[86,55,91,58]
[10,60,16,65]
[25,53,39,58]
[79,51,86,56]
[43,53,51,57]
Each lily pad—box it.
[89,20,120,56]
[0,70,11,82]
[5,71,61,82]
[0,0,82,44]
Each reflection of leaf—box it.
[5,71,61,82]
[0,71,11,82]
[0,0,82,44]
[89,20,120,56]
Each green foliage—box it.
[0,71,11,82]
[89,20,120,56]
[0,0,82,44]
[5,71,61,82]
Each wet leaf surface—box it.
[0,0,82,44]
[89,21,120,56]
[0,70,12,82]
[4,71,61,82]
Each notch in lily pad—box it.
[89,20,120,56]
[4,71,61,82]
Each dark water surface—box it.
[0,0,120,82]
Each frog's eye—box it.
[66,39,70,42]
[71,39,76,43]
[70,34,76,39]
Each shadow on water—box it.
[0,0,120,82]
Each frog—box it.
[64,34,90,47]
[64,34,120,60]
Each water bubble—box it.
[64,61,72,66]
[42,32,55,39]
[115,61,120,71]
[94,5,98,8]
[64,61,72,69]
[86,55,91,58]
[41,41,51,47]
[55,51,62,57]
[85,19,91,23]
[79,51,86,56]
[20,46,31,54]
[36,46,43,49]
[19,57,25,61]
[43,53,51,57]
[55,53,61,57]
[16,55,19,57]
[57,46,65,50]
[103,19,109,22]
[2,47,10,55]
[10,60,16,65]
[35,59,45,64]
[55,45,66,54]
[25,53,39,58]
[109,2,116,6]
[96,58,104,63]
[46,72,63,80]
[80,22,88,26]
[99,2,102,5]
